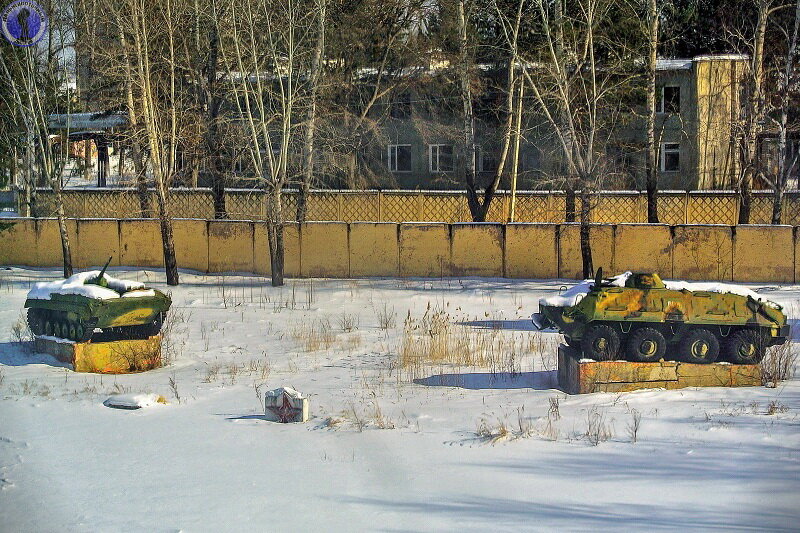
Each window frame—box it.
[429,144,454,173]
[475,147,498,173]
[387,144,412,173]
[658,85,681,114]
[660,142,680,172]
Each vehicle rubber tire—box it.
[680,328,720,364]
[626,327,667,363]
[724,329,767,365]
[581,324,620,361]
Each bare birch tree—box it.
[102,0,183,285]
[767,0,800,224]
[739,0,778,224]
[218,0,315,286]
[297,0,326,223]
[0,4,75,277]
[644,0,660,223]
[517,0,640,277]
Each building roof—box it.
[657,54,749,71]
[47,112,127,131]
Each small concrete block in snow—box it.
[264,387,309,423]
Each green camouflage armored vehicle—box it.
[25,258,171,342]
[532,270,788,364]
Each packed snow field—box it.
[1,268,799,532]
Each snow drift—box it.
[539,271,779,308]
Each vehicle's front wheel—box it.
[723,330,767,365]
[581,324,620,361]
[626,327,667,362]
[680,329,719,364]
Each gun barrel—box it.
[97,256,113,281]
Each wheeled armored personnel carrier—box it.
[25,258,171,342]
[532,270,788,364]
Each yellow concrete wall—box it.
[119,219,164,268]
[301,222,349,277]
[558,224,614,279]
[207,221,254,273]
[349,223,399,277]
[38,219,76,267]
[75,219,121,269]
[399,224,450,277]
[172,219,209,272]
[733,225,794,283]
[253,222,301,277]
[504,224,558,279]
[451,224,504,277]
[672,225,733,281]
[3,218,798,283]
[0,219,37,266]
[613,224,673,276]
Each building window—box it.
[660,142,680,172]
[390,93,412,119]
[659,86,680,114]
[429,144,453,173]
[524,146,541,171]
[476,148,498,173]
[388,144,412,172]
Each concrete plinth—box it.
[34,335,162,374]
[557,344,761,394]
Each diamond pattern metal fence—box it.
[25,188,800,225]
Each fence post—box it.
[378,190,383,222]
[733,192,740,225]
[337,193,343,221]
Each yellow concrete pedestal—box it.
[35,335,162,374]
[557,344,761,394]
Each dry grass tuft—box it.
[291,318,335,352]
[396,303,558,381]
[761,339,797,387]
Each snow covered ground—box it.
[1,268,799,532]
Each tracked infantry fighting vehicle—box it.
[25,258,171,342]
[532,270,788,364]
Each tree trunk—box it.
[54,184,73,278]
[137,176,150,217]
[206,23,227,219]
[771,188,784,225]
[118,24,150,217]
[565,183,576,222]
[508,79,524,222]
[645,0,660,223]
[297,0,325,223]
[458,0,481,222]
[155,179,179,285]
[772,0,800,225]
[739,0,769,224]
[267,188,285,286]
[579,186,593,278]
